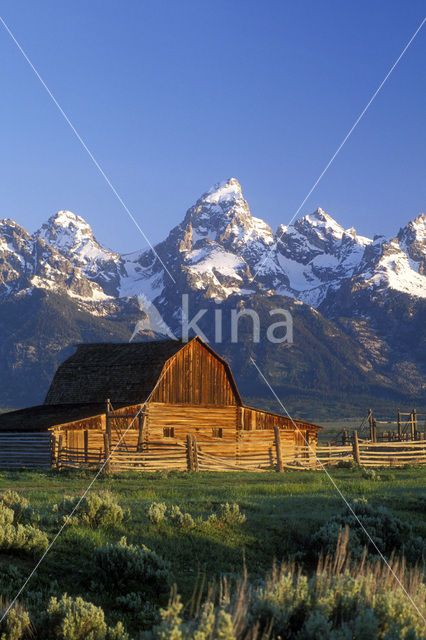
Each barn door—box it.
[295,429,307,459]
[68,430,84,463]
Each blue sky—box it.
[0,1,425,252]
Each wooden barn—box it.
[0,337,322,471]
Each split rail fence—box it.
[1,429,425,472]
[52,428,426,472]
[342,408,426,444]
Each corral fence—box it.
[52,428,426,472]
[0,426,425,473]
[335,408,426,444]
[0,432,52,469]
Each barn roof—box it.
[44,339,186,405]
[0,403,120,433]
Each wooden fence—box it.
[0,433,52,469]
[53,429,426,472]
[342,408,426,444]
[0,429,425,472]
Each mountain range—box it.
[0,178,425,417]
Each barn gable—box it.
[150,337,241,405]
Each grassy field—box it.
[0,467,424,638]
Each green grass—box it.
[0,467,424,636]
[1,468,425,578]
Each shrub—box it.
[0,492,35,524]
[147,503,195,529]
[0,566,23,600]
[54,492,124,529]
[0,503,48,556]
[410,496,426,513]
[152,597,237,640]
[336,460,359,470]
[114,594,158,626]
[403,536,426,566]
[250,555,426,639]
[169,506,195,530]
[0,600,32,640]
[147,502,246,532]
[93,537,171,597]
[41,594,128,640]
[114,592,144,612]
[207,503,246,527]
[0,504,15,528]
[311,499,411,559]
[361,467,381,481]
[146,503,167,525]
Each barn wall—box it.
[50,394,320,469]
[150,340,238,405]
[53,424,313,468]
[146,402,238,457]
[242,406,293,431]
[241,406,320,434]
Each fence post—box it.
[106,399,111,439]
[368,409,374,441]
[103,433,111,473]
[397,409,402,441]
[50,433,56,468]
[186,434,193,471]
[410,410,415,441]
[342,430,348,445]
[191,435,199,472]
[413,409,417,439]
[352,431,361,465]
[373,419,377,443]
[274,426,283,472]
[57,435,63,470]
[84,430,89,464]
[137,414,144,452]
[104,398,112,472]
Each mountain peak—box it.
[203,178,243,205]
[0,218,28,232]
[404,212,425,235]
[36,210,96,257]
[34,210,121,295]
[46,210,93,233]
[397,213,425,245]
[300,207,345,239]
[397,212,425,268]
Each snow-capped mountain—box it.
[1,178,424,310]
[113,178,425,308]
[119,178,273,301]
[269,209,373,306]
[352,232,425,299]
[0,218,109,302]
[0,177,424,409]
[397,214,425,275]
[35,210,123,296]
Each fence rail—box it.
[0,433,52,468]
[53,429,426,472]
[1,429,426,472]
